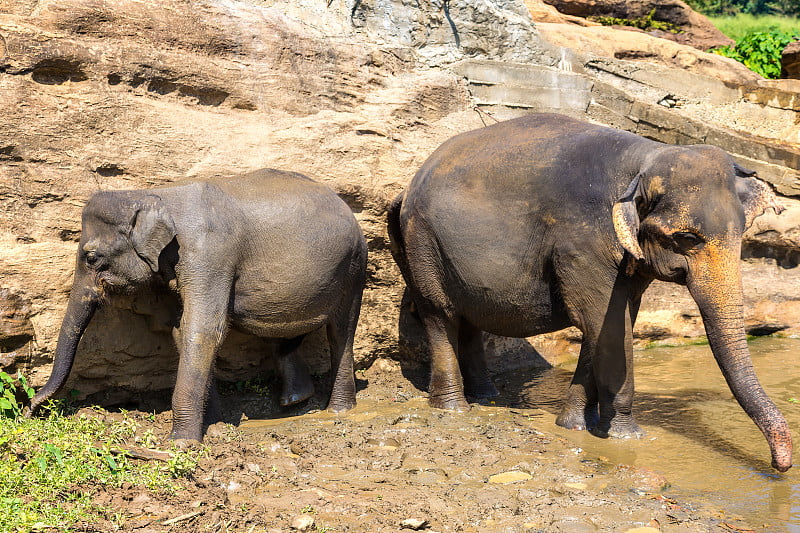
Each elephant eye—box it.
[85,250,100,266]
[672,231,703,250]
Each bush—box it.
[685,0,800,16]
[0,372,34,419]
[590,8,682,33]
[711,30,799,78]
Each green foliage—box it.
[709,13,800,40]
[685,0,800,16]
[0,372,34,419]
[590,8,683,33]
[711,30,798,78]
[0,387,201,532]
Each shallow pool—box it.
[494,337,800,531]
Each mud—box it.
[66,358,766,533]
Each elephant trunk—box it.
[26,277,99,415]
[687,243,792,472]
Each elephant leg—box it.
[589,279,641,438]
[555,342,599,431]
[325,289,361,413]
[170,288,230,442]
[458,319,498,400]
[276,335,314,407]
[421,309,469,411]
[556,269,642,438]
[204,378,224,425]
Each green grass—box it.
[709,13,800,40]
[0,381,201,532]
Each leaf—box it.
[105,454,119,473]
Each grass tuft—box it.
[0,375,201,532]
[709,13,800,40]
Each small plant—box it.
[166,448,200,478]
[590,9,683,33]
[0,371,34,419]
[711,30,798,78]
[0,379,189,532]
[301,504,315,514]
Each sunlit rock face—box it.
[0,0,797,403]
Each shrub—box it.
[711,30,799,78]
[590,8,683,33]
[0,372,34,419]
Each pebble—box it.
[290,514,315,531]
[400,517,429,530]
[488,471,532,484]
[366,437,401,450]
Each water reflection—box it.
[493,337,800,530]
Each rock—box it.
[0,0,798,402]
[0,288,35,362]
[744,196,800,268]
[782,40,800,79]
[290,514,315,531]
[524,0,600,25]
[400,518,429,530]
[535,23,759,85]
[488,471,533,484]
[539,0,732,50]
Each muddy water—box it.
[495,337,800,531]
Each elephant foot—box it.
[327,398,356,413]
[169,421,205,444]
[555,405,599,431]
[280,377,314,407]
[429,395,471,412]
[170,437,203,450]
[590,416,645,439]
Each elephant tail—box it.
[386,191,412,286]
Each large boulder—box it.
[0,0,798,404]
[782,40,800,79]
[540,0,732,50]
[534,22,758,84]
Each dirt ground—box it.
[76,360,759,533]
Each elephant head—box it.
[26,191,177,414]
[612,145,792,472]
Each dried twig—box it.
[162,510,204,526]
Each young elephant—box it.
[28,169,367,442]
[387,113,792,472]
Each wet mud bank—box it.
[81,358,762,533]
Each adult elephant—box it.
[27,169,367,442]
[387,113,792,472]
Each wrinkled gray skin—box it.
[28,169,367,442]
[388,113,792,472]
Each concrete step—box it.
[451,59,800,196]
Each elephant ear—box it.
[612,174,645,261]
[130,195,177,272]
[734,163,785,230]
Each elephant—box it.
[387,113,792,472]
[27,168,367,442]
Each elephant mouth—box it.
[94,272,123,297]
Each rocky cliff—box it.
[0,0,798,403]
